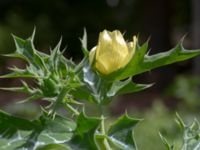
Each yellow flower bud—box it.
[89,30,137,75]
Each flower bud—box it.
[89,30,136,75]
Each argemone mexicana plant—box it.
[0,29,200,150]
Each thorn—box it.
[31,27,36,42]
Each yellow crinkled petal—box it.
[90,30,137,75]
[95,30,130,74]
[126,35,137,63]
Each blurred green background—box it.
[0,0,200,149]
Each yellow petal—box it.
[126,36,137,61]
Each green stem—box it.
[100,115,112,150]
[65,103,80,116]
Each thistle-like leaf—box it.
[68,112,101,150]
[73,59,102,103]
[159,133,174,150]
[0,110,76,150]
[80,28,89,56]
[0,67,34,78]
[74,58,152,104]
[176,116,200,150]
[12,34,46,71]
[107,78,153,97]
[1,31,82,108]
[107,113,140,150]
[108,39,200,80]
[0,110,40,138]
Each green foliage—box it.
[160,114,200,150]
[36,144,70,150]
[107,113,140,150]
[178,118,200,150]
[0,110,75,150]
[1,30,200,150]
[68,112,101,150]
[165,75,200,110]
[0,30,81,113]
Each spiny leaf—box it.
[71,86,96,103]
[0,67,34,78]
[177,117,200,150]
[0,110,40,139]
[107,78,153,97]
[39,113,76,133]
[68,112,101,150]
[0,110,76,150]
[0,81,34,94]
[0,87,29,93]
[12,33,47,71]
[81,59,101,102]
[107,113,141,150]
[108,39,200,80]
[74,58,152,104]
[49,38,63,71]
[80,28,89,56]
[159,133,174,150]
[175,113,185,130]
[0,81,44,103]
[17,94,43,104]
[141,43,200,74]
